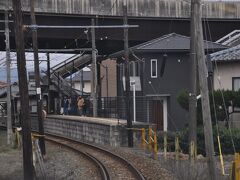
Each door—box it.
[151,100,163,130]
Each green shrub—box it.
[177,89,240,123]
[157,126,240,155]
[176,90,189,111]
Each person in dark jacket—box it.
[63,96,69,115]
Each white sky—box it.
[0,51,90,82]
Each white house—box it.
[210,44,240,127]
[72,70,91,93]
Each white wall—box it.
[73,82,91,93]
[213,62,240,90]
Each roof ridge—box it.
[137,33,225,49]
[210,44,240,57]
[137,33,176,49]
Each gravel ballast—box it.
[0,130,100,180]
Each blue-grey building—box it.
[110,33,226,131]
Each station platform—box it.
[31,115,152,147]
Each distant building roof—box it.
[0,81,7,88]
[210,44,240,62]
[216,30,240,47]
[110,33,227,57]
[72,71,91,82]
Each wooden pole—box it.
[58,72,61,114]
[91,18,98,117]
[12,0,34,179]
[123,0,133,147]
[81,69,84,95]
[189,0,198,160]
[194,0,217,179]
[30,0,46,155]
[47,52,51,113]
[5,3,13,145]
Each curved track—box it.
[45,133,146,180]
[45,135,110,180]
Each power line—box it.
[204,16,236,153]
[24,25,139,29]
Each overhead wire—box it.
[203,16,236,153]
[203,16,227,173]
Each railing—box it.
[50,54,92,78]
[50,71,74,96]
[87,96,151,122]
[216,30,240,46]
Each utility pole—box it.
[194,0,217,179]
[189,0,197,160]
[104,65,109,98]
[71,61,74,98]
[57,72,61,114]
[81,69,84,96]
[47,52,51,113]
[91,18,98,117]
[5,3,13,145]
[123,0,133,147]
[30,0,46,155]
[12,0,34,179]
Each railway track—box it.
[45,133,146,180]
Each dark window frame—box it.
[232,77,240,91]
[232,77,240,112]
[151,59,157,78]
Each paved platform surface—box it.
[47,115,151,127]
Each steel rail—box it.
[0,127,145,179]
[45,133,146,180]
[45,136,110,180]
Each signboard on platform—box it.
[36,87,41,95]
[122,76,141,91]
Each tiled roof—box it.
[110,33,227,58]
[135,33,226,51]
[210,44,240,61]
[0,81,7,88]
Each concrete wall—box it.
[31,115,127,146]
[31,115,150,147]
[1,0,240,19]
[213,61,240,90]
[45,117,124,146]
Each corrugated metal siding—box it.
[1,0,240,19]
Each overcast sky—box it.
[0,52,90,82]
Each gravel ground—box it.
[100,144,233,180]
[0,130,100,180]
[99,145,174,180]
[0,130,174,180]
[1,130,233,180]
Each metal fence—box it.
[88,96,156,123]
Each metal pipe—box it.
[132,81,136,123]
[24,25,139,29]
[24,48,92,52]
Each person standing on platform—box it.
[83,97,89,116]
[77,96,85,116]
[63,96,69,115]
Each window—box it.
[233,77,240,91]
[232,77,240,112]
[151,59,157,78]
